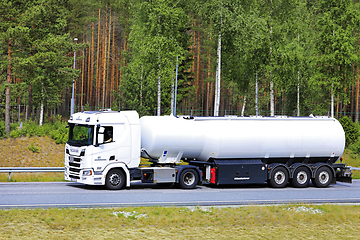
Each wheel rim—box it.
[109,173,121,186]
[318,170,329,185]
[296,171,308,185]
[274,171,285,185]
[183,171,195,186]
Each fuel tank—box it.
[140,115,345,164]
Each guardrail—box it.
[0,167,64,181]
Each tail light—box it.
[210,168,216,184]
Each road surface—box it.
[0,180,359,209]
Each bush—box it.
[0,122,5,139]
[348,139,360,155]
[8,116,68,144]
[339,116,360,147]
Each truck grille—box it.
[69,162,80,168]
[67,156,82,179]
[69,157,81,163]
[69,174,80,179]
[69,167,80,173]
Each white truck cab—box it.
[65,110,141,188]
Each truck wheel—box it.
[312,166,332,188]
[105,169,125,190]
[269,166,288,188]
[178,169,198,189]
[291,167,310,188]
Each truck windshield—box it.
[67,124,94,146]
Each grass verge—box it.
[0,204,360,239]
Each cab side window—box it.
[97,126,113,145]
[104,127,113,143]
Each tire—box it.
[105,169,125,190]
[269,166,289,188]
[291,166,311,188]
[178,168,198,189]
[312,166,332,188]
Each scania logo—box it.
[70,149,79,153]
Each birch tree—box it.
[315,0,359,118]
[121,0,191,116]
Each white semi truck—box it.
[64,109,352,190]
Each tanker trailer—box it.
[140,115,351,188]
[65,110,352,190]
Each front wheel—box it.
[312,166,332,188]
[269,166,289,188]
[178,169,199,189]
[105,169,125,190]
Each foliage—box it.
[315,0,360,104]
[339,116,360,147]
[9,116,68,144]
[348,139,360,156]
[1,0,360,122]
[0,122,5,139]
[28,142,40,153]
[120,0,193,115]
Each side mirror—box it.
[98,126,105,134]
[95,126,105,147]
[98,134,104,144]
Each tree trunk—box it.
[5,38,12,134]
[256,71,259,116]
[96,8,101,108]
[270,25,274,116]
[356,64,359,122]
[214,18,222,117]
[297,70,300,116]
[89,19,95,108]
[39,89,44,126]
[331,84,334,118]
[157,58,161,116]
[110,16,116,105]
[241,95,246,117]
[102,6,108,109]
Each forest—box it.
[1,0,360,134]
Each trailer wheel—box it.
[291,167,310,188]
[178,169,198,189]
[105,169,125,190]
[313,166,332,188]
[269,166,288,188]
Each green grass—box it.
[340,149,360,179]
[0,204,360,239]
[0,172,65,182]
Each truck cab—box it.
[64,110,141,188]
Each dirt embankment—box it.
[0,136,65,167]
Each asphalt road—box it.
[0,180,359,209]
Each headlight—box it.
[83,170,93,176]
